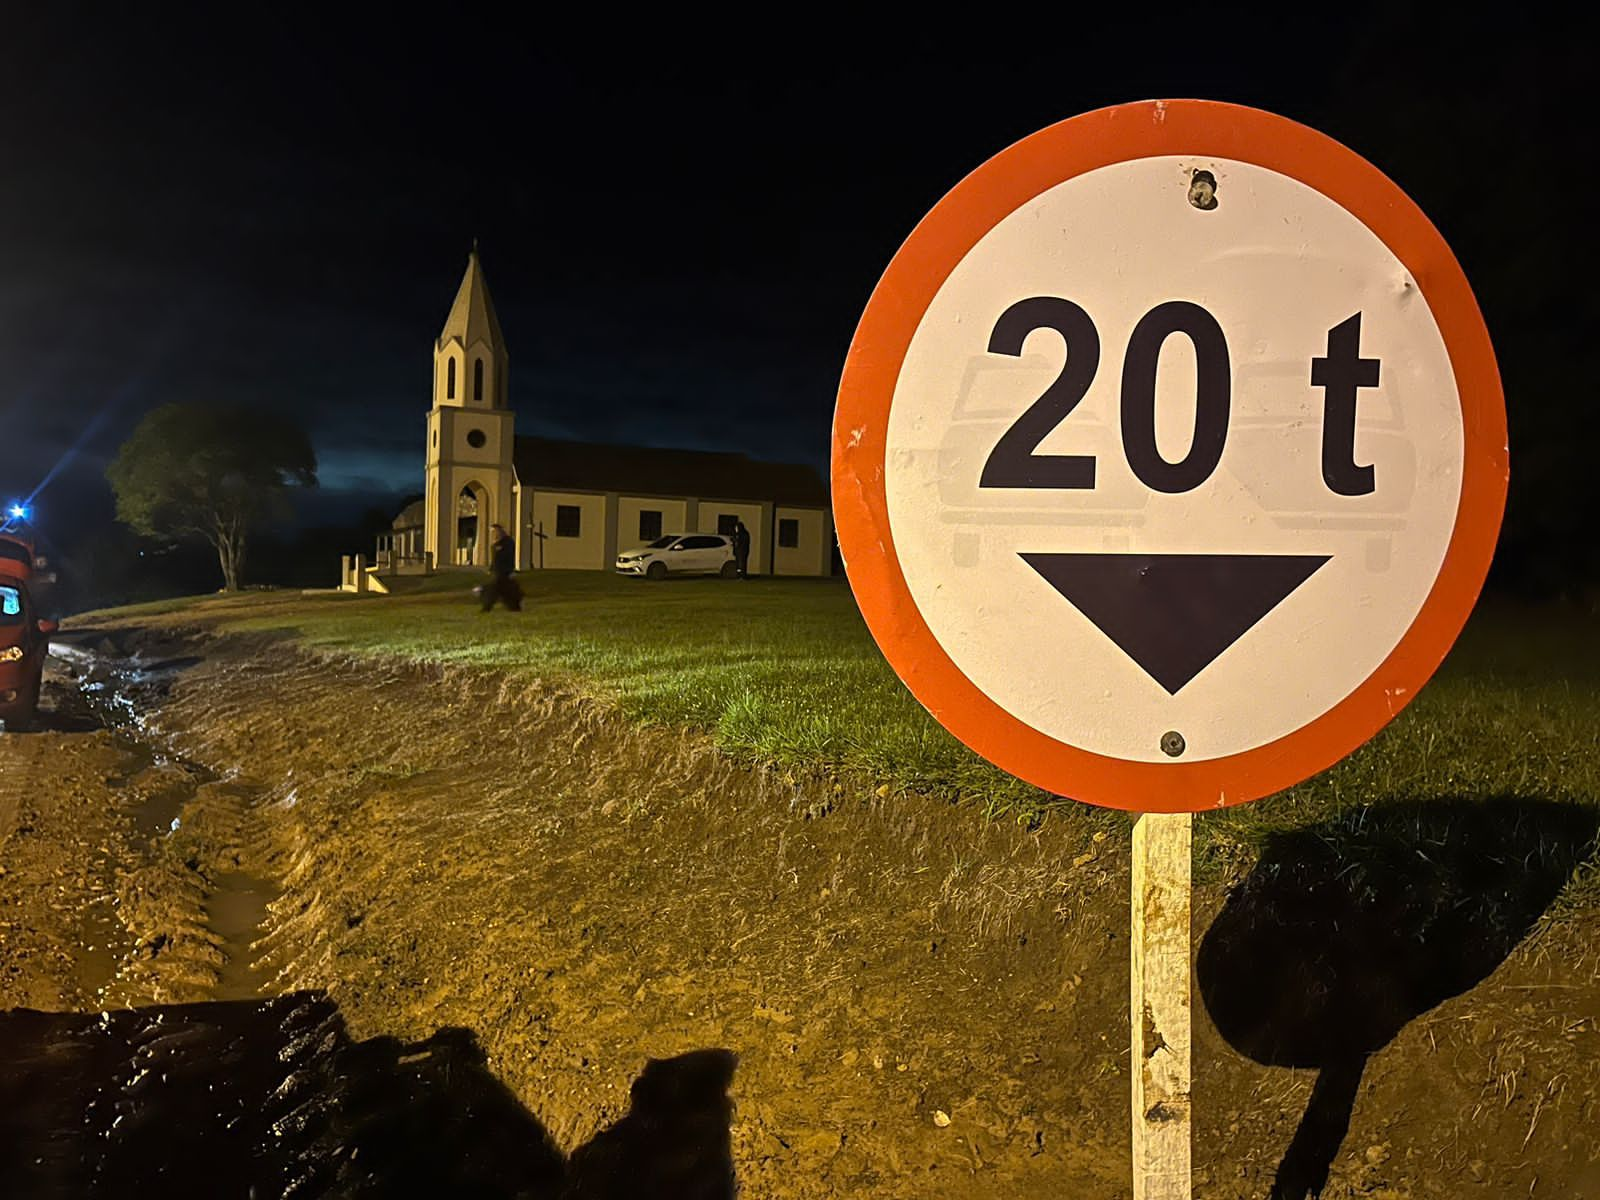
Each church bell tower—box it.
[424,247,516,568]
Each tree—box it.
[106,404,317,592]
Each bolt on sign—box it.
[832,99,1507,815]
[831,100,1507,1200]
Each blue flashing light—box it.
[6,503,26,521]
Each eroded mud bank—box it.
[145,631,1131,1197]
[4,618,1599,1198]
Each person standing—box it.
[480,523,522,611]
[731,520,752,579]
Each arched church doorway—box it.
[456,482,490,566]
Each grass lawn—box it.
[78,571,1600,898]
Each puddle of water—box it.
[130,780,189,840]
[72,887,132,1004]
[208,871,277,1001]
[50,643,175,736]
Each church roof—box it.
[512,437,829,508]
[438,248,506,352]
[392,499,425,530]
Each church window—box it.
[447,357,457,399]
[466,429,487,449]
[778,518,800,548]
[432,430,437,448]
[473,359,484,403]
[638,509,662,541]
[717,513,738,536]
[556,505,582,538]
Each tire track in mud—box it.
[0,633,351,1199]
[12,621,1129,1198]
[2,988,575,1198]
[115,629,1132,1200]
[47,634,283,1007]
[6,628,744,1199]
[12,612,1600,1197]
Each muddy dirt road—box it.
[3,617,1599,1197]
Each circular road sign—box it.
[832,100,1507,813]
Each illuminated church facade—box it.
[372,251,833,578]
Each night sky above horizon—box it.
[1,8,1591,583]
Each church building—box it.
[372,251,833,579]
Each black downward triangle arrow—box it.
[1020,553,1331,694]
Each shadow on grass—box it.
[0,991,735,1198]
[1197,797,1599,1200]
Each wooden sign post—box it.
[830,100,1507,1196]
[1132,812,1192,1200]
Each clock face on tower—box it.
[467,429,487,449]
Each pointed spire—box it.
[439,244,505,353]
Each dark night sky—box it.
[0,7,1591,590]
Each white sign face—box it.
[883,155,1464,764]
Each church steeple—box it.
[438,245,506,354]
[434,246,508,409]
[424,246,517,570]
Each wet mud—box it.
[0,994,736,1199]
[2,636,281,1011]
[3,617,1599,1197]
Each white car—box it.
[615,534,737,580]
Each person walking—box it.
[480,523,522,611]
[731,520,752,579]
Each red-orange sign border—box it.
[832,99,1508,813]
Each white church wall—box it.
[773,507,828,576]
[617,497,689,549]
[529,491,607,570]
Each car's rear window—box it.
[0,541,29,568]
[0,585,22,624]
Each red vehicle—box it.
[0,532,33,583]
[0,578,55,729]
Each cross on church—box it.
[531,521,548,570]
